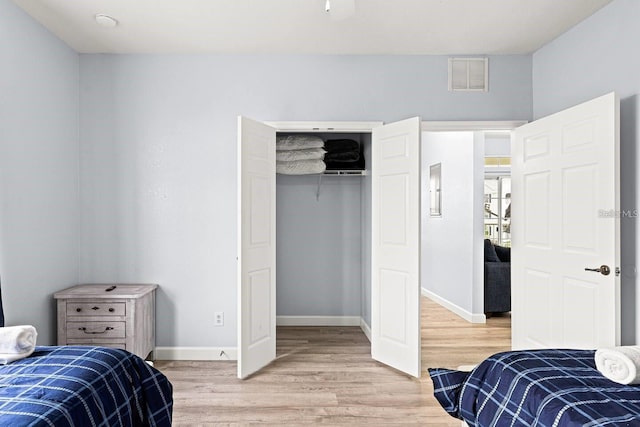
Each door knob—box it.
[585,265,611,276]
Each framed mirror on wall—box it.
[429,163,441,217]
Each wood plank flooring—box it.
[155,297,510,426]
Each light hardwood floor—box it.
[155,297,510,426]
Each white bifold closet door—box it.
[237,116,421,379]
[237,117,276,379]
[371,117,422,378]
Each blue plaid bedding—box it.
[0,346,172,426]
[429,349,640,426]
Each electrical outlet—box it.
[214,312,224,326]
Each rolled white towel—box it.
[595,346,640,385]
[0,325,37,364]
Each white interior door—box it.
[371,117,421,377]
[237,116,276,379]
[512,92,620,350]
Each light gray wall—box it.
[0,0,80,344]
[485,133,511,157]
[532,0,640,344]
[5,0,635,351]
[80,55,531,347]
[78,54,532,348]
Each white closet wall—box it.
[276,175,362,317]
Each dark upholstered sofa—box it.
[484,239,511,315]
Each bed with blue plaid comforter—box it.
[0,346,172,426]
[429,349,640,426]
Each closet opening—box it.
[275,130,373,347]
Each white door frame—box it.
[421,121,527,132]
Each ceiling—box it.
[11,0,612,55]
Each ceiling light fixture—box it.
[94,14,118,28]
[324,0,355,20]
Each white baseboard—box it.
[155,346,237,361]
[422,288,486,324]
[276,316,361,326]
[360,319,371,342]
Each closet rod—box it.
[322,170,367,176]
[316,174,322,201]
[314,170,367,201]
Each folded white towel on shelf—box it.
[276,135,324,151]
[595,346,640,384]
[0,325,37,364]
[276,159,326,175]
[276,148,326,162]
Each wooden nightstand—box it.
[54,283,157,360]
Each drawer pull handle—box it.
[76,308,82,312]
[91,306,100,310]
[109,308,115,312]
[79,327,114,334]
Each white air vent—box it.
[448,58,488,92]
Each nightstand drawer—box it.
[67,302,125,316]
[67,321,126,339]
